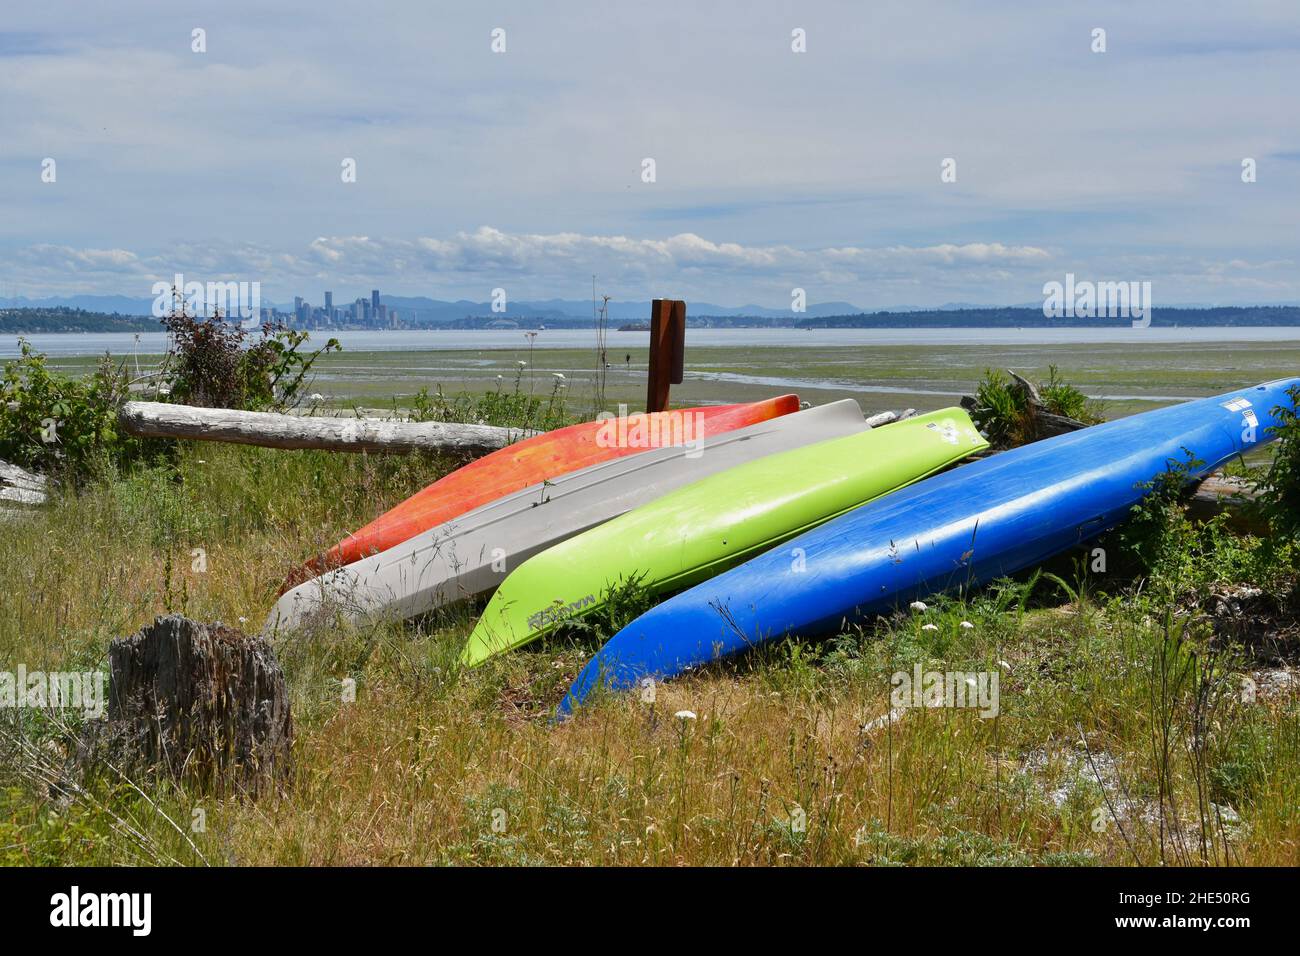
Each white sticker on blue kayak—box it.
[1222,397,1252,412]
[1242,410,1258,428]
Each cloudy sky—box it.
[1,1,1297,308]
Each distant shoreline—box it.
[9,324,1300,361]
[6,304,1300,335]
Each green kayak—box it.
[461,407,988,667]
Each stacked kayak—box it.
[560,379,1300,714]
[266,399,867,633]
[462,408,987,666]
[280,395,800,591]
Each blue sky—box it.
[1,0,1297,307]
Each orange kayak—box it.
[281,395,801,592]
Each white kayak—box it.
[265,399,870,634]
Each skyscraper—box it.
[324,291,333,313]
[371,289,380,316]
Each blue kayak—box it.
[560,379,1300,715]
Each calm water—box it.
[7,326,1300,358]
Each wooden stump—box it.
[105,615,292,796]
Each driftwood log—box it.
[865,408,917,428]
[0,459,47,519]
[119,401,537,455]
[97,615,292,797]
[1187,474,1264,533]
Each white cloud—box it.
[8,228,1298,306]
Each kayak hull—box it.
[281,395,801,591]
[561,379,1300,714]
[463,408,987,666]
[266,399,867,634]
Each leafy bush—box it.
[970,365,1102,448]
[0,339,154,483]
[1114,450,1273,599]
[1119,450,1204,590]
[160,312,339,411]
[1255,385,1300,544]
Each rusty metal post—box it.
[647,298,685,413]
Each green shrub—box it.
[970,369,1027,447]
[1119,450,1203,592]
[969,365,1102,448]
[1039,365,1097,422]
[1255,385,1300,550]
[1112,450,1279,600]
[0,339,156,484]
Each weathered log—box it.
[118,401,536,455]
[0,459,46,507]
[1187,474,1264,533]
[864,410,899,428]
[0,459,45,492]
[100,615,293,797]
[0,486,45,505]
[1007,370,1043,406]
[1035,410,1091,439]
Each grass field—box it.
[2,345,1298,866]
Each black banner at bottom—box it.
[0,866,1281,940]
